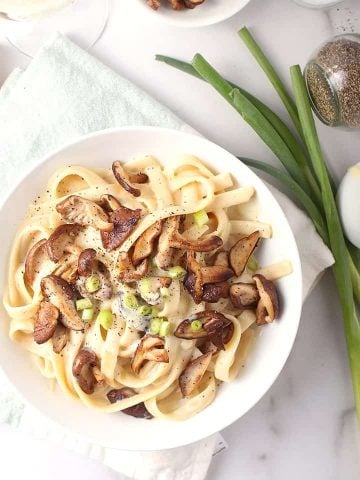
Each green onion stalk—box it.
[156,28,360,423]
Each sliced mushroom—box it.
[112,161,146,197]
[118,252,149,282]
[78,248,97,277]
[46,224,82,263]
[147,0,161,9]
[197,339,219,355]
[175,311,233,350]
[107,387,153,419]
[179,352,212,397]
[133,221,162,266]
[131,335,169,375]
[24,239,48,287]
[184,252,233,304]
[72,349,100,394]
[101,206,142,251]
[202,282,230,303]
[98,194,122,212]
[230,283,260,308]
[52,323,68,354]
[253,274,279,326]
[229,231,260,277]
[41,275,84,331]
[56,195,113,232]
[154,216,178,269]
[129,172,148,184]
[34,301,59,344]
[183,0,204,8]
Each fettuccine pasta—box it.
[3,155,292,420]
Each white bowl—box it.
[129,0,252,28]
[0,127,302,450]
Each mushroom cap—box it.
[24,239,48,288]
[202,282,230,303]
[77,248,97,277]
[56,195,113,232]
[179,352,212,397]
[101,206,142,251]
[229,283,259,308]
[131,335,169,375]
[72,349,99,394]
[98,194,122,212]
[46,223,82,263]
[107,388,153,419]
[41,275,84,331]
[253,274,279,325]
[34,301,59,344]
[175,310,233,350]
[229,231,260,277]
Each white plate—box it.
[129,0,252,28]
[0,127,302,450]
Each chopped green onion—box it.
[191,320,203,332]
[150,257,158,268]
[138,278,151,296]
[159,321,171,337]
[97,309,113,330]
[123,293,139,310]
[76,298,92,311]
[85,274,101,293]
[167,266,186,280]
[150,307,159,317]
[160,287,170,298]
[150,317,162,334]
[193,209,209,227]
[137,305,153,317]
[82,308,94,321]
[247,255,259,272]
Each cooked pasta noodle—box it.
[3,155,291,420]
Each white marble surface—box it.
[0,0,360,479]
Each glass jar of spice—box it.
[304,34,360,129]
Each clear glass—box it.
[304,34,360,130]
[0,0,110,58]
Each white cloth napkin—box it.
[0,33,334,480]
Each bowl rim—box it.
[0,126,302,450]
[130,0,253,28]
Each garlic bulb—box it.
[0,0,73,21]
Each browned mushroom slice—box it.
[112,161,144,197]
[198,339,219,355]
[118,252,149,282]
[229,231,260,277]
[41,275,84,331]
[131,335,169,375]
[133,221,162,266]
[72,349,100,394]
[167,0,185,9]
[78,248,97,277]
[129,172,148,184]
[107,387,153,419]
[183,0,204,7]
[175,311,233,350]
[52,323,68,354]
[24,239,48,287]
[202,282,230,303]
[147,0,161,10]
[184,251,233,304]
[46,224,82,263]
[213,251,229,268]
[98,194,121,212]
[179,352,212,397]
[253,274,280,326]
[230,283,260,308]
[101,206,142,251]
[56,195,113,232]
[34,301,59,344]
